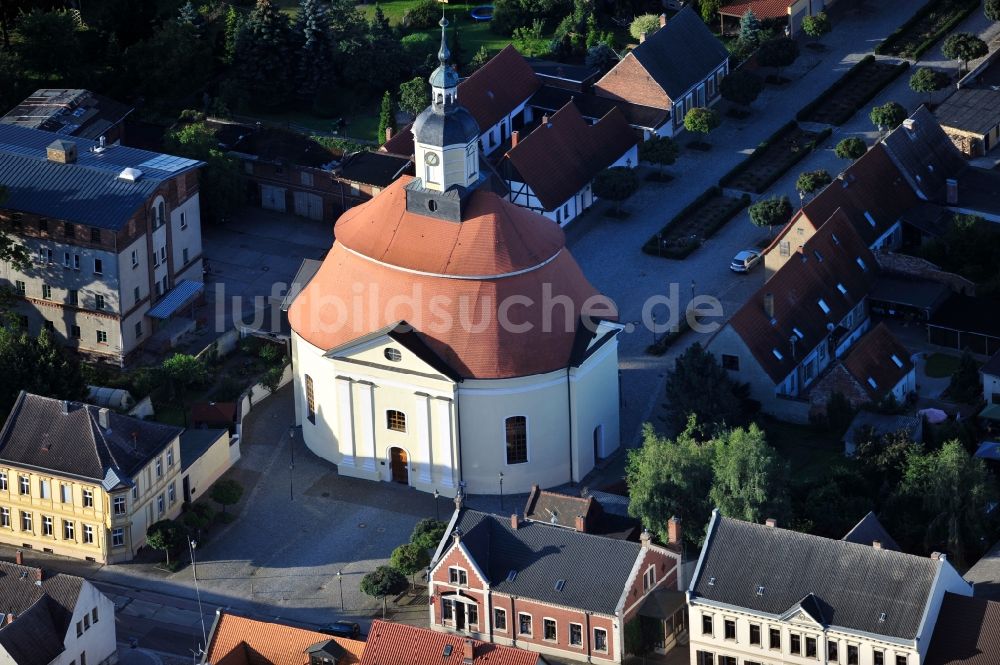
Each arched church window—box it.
[505,416,527,464]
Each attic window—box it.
[891,354,904,368]
[772,348,784,361]
[879,612,887,623]
[506,570,518,582]
[813,250,823,262]
[756,586,765,596]
[443,645,453,657]
[708,577,716,586]
[837,283,848,296]
[831,233,841,246]
[864,211,877,228]
[818,299,831,314]
[867,377,878,389]
[856,257,868,272]
[792,327,804,340]
[554,579,566,592]
[384,348,402,362]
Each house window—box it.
[21,511,31,531]
[95,294,105,310]
[112,528,124,547]
[874,650,884,665]
[39,479,49,499]
[724,619,736,640]
[157,494,164,515]
[168,483,176,505]
[71,326,81,339]
[83,524,93,544]
[14,281,24,295]
[156,458,162,478]
[847,645,859,665]
[132,250,138,268]
[467,603,478,627]
[0,472,6,491]
[769,627,781,650]
[305,375,316,424]
[64,520,75,540]
[791,633,801,654]
[387,410,407,432]
[448,567,468,585]
[92,608,98,624]
[0,508,8,528]
[42,516,53,536]
[91,228,101,243]
[543,618,557,641]
[806,636,817,658]
[19,476,29,495]
[61,485,71,503]
[505,416,527,464]
[77,622,83,637]
[895,656,907,665]
[42,284,52,300]
[695,653,714,665]
[594,628,608,653]
[64,222,75,238]
[134,286,141,304]
[38,218,47,233]
[828,641,839,661]
[494,607,507,631]
[750,623,761,646]
[157,201,166,227]
[719,658,736,665]
[43,320,54,333]
[442,599,453,621]
[180,212,188,229]
[135,321,143,339]
[519,613,532,636]
[702,614,713,636]
[84,611,90,628]
[569,623,583,646]
[81,653,87,665]
[643,565,656,591]
[69,289,78,306]
[83,489,94,507]
[113,496,126,515]
[132,486,138,500]
[183,248,189,264]
[167,448,174,467]
[301,172,314,187]
[39,247,52,264]
[93,259,102,274]
[721,354,739,371]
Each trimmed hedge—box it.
[796,57,910,125]
[875,0,980,60]
[642,189,750,260]
[718,125,831,195]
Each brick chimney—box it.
[34,567,42,582]
[931,551,946,561]
[639,31,646,44]
[542,114,550,126]
[946,178,958,205]
[511,130,520,148]
[659,13,667,27]
[765,518,777,528]
[574,514,587,533]
[4,613,12,625]
[640,529,651,547]
[463,638,475,662]
[61,400,70,415]
[872,540,882,549]
[763,293,774,319]
[14,550,22,566]
[452,529,462,545]
[385,126,393,143]
[511,514,521,530]
[98,408,110,430]
[667,516,682,550]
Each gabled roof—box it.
[503,103,636,210]
[780,593,827,626]
[360,620,540,665]
[335,150,412,188]
[965,539,1000,599]
[925,593,1000,665]
[842,511,901,551]
[0,392,181,486]
[690,514,948,640]
[935,87,1000,136]
[727,209,878,384]
[204,611,364,665]
[528,85,669,130]
[523,485,641,540]
[881,106,967,203]
[0,123,202,230]
[445,509,649,615]
[0,562,86,665]
[841,323,914,400]
[623,6,728,99]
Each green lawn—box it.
[925,352,961,378]
[762,417,845,483]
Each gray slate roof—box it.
[450,509,642,615]
[0,123,202,230]
[691,514,941,640]
[965,539,1000,600]
[841,511,902,551]
[631,6,729,99]
[0,392,181,487]
[0,561,85,665]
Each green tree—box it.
[586,43,618,72]
[701,0,722,23]
[512,19,551,57]
[870,101,907,132]
[161,353,207,425]
[709,424,789,524]
[361,565,409,617]
[738,10,761,47]
[343,7,406,92]
[626,420,715,546]
[15,10,80,80]
[909,67,947,104]
[224,6,244,65]
[987,0,1000,21]
[942,32,988,75]
[592,167,638,215]
[182,503,215,536]
[377,91,395,144]
[720,70,764,108]
[146,519,185,566]
[165,122,242,223]
[177,2,198,26]
[801,11,831,38]
[411,518,448,551]
[748,195,792,230]
[210,479,244,515]
[232,0,296,109]
[946,351,982,404]
[834,137,866,160]
[126,21,212,103]
[664,343,749,433]
[638,135,678,179]
[398,77,429,117]
[469,45,491,72]
[0,327,87,420]
[0,187,29,271]
[629,14,660,41]
[795,169,832,196]
[757,37,799,80]
[390,542,431,588]
[296,0,338,96]
[684,107,720,145]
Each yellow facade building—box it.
[0,391,183,563]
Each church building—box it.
[287,18,621,497]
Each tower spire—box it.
[438,9,451,68]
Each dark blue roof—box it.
[0,124,203,230]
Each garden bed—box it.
[796,56,910,125]
[874,0,980,60]
[718,122,830,195]
[642,186,750,260]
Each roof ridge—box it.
[473,508,642,547]
[84,405,118,475]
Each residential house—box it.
[361,620,544,665]
[687,512,973,665]
[924,593,1000,665]
[0,124,205,365]
[0,392,184,563]
[179,428,238,505]
[523,484,642,541]
[718,0,839,37]
[202,609,365,665]
[763,143,917,280]
[1,89,133,145]
[809,322,916,412]
[706,209,879,421]
[593,7,729,138]
[499,103,637,226]
[938,48,1000,157]
[429,505,684,663]
[0,557,116,665]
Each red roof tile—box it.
[359,620,539,665]
[728,209,878,383]
[503,103,636,210]
[720,0,791,19]
[205,612,365,665]
[926,592,1000,665]
[841,322,913,400]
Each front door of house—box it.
[390,448,409,484]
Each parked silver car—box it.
[730,249,762,273]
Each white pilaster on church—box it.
[415,392,433,484]
[433,396,456,489]
[335,375,357,468]
[356,381,377,472]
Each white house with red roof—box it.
[288,21,621,496]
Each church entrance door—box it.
[390,447,409,484]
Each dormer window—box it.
[772,349,784,360]
[867,377,878,389]
[792,327,804,339]
[756,585,765,596]
[818,299,831,314]
[856,257,868,271]
[864,211,876,227]
[891,354,903,368]
[837,283,847,295]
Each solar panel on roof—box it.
[138,154,199,173]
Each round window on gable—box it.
[384,348,402,362]
[427,199,438,212]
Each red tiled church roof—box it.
[503,103,636,210]
[360,620,539,665]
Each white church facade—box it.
[287,18,621,496]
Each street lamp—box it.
[433,489,440,521]
[189,539,208,651]
[288,426,295,502]
[498,473,504,512]
[336,569,344,611]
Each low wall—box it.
[235,363,293,442]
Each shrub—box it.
[411,518,448,551]
[757,37,799,79]
[210,479,244,515]
[870,101,907,131]
[720,70,764,107]
[835,137,866,160]
[593,167,638,214]
[988,0,1000,21]
[629,14,661,41]
[512,20,551,57]
[802,12,830,37]
[684,107,720,141]
[749,195,792,229]
[795,169,832,195]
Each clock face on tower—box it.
[424,152,440,166]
